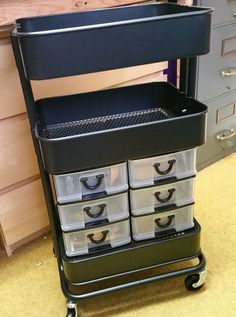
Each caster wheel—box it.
[185,267,208,291]
[185,274,203,291]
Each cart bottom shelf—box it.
[60,219,201,284]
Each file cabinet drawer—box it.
[58,192,129,231]
[130,178,195,216]
[128,149,196,188]
[131,205,194,241]
[197,91,236,165]
[197,23,236,101]
[199,0,236,26]
[63,218,131,257]
[53,162,128,204]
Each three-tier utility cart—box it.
[11,2,213,316]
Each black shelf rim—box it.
[64,251,202,287]
[35,82,208,142]
[14,3,213,37]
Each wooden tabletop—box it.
[0,0,148,27]
[0,0,192,38]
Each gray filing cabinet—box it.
[195,0,236,168]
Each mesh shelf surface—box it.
[40,107,173,139]
[35,82,207,173]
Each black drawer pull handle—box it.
[83,203,106,218]
[87,230,109,244]
[80,174,104,190]
[154,188,175,203]
[155,215,175,229]
[153,159,176,176]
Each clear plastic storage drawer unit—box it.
[131,204,194,241]
[53,162,128,203]
[128,148,196,188]
[130,177,195,215]
[63,218,131,257]
[58,192,129,231]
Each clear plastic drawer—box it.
[131,205,194,241]
[128,149,196,188]
[58,192,129,231]
[130,178,195,216]
[53,162,128,203]
[63,219,131,257]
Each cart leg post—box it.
[66,300,78,317]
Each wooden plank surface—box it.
[0,179,49,247]
[0,0,148,27]
[0,0,193,29]
[32,61,168,99]
[0,38,26,119]
[0,37,167,117]
[113,70,167,88]
[0,114,38,190]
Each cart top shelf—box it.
[13,2,213,80]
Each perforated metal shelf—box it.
[40,107,173,139]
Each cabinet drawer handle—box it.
[83,203,106,218]
[155,215,175,229]
[87,230,109,244]
[154,188,175,203]
[80,174,104,190]
[216,128,236,140]
[221,69,236,77]
[153,159,176,176]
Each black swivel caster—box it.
[66,300,77,317]
[185,267,208,291]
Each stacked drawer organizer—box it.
[11,2,213,316]
[54,163,130,256]
[129,149,196,241]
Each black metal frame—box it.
[60,253,206,300]
[10,2,206,311]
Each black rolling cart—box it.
[11,2,213,316]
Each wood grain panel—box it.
[113,70,167,88]
[0,39,167,118]
[0,39,26,119]
[0,114,38,190]
[0,179,49,247]
[0,0,148,27]
[0,0,193,28]
[32,62,168,99]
